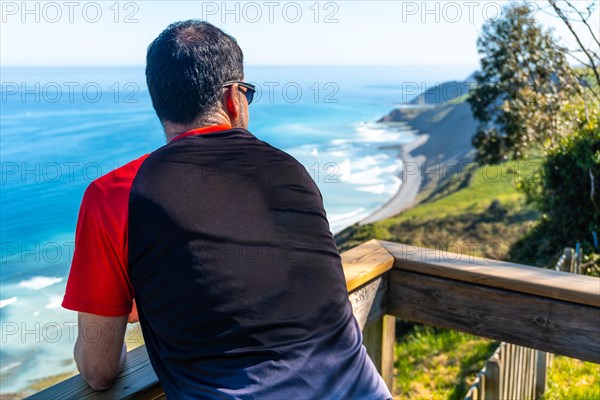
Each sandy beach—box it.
[360,134,429,224]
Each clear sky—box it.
[1,0,598,67]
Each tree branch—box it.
[548,0,600,92]
[565,0,600,49]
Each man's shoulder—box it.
[84,154,150,205]
[246,132,305,166]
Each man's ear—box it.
[224,84,240,120]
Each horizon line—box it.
[1,64,478,69]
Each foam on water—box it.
[18,277,63,291]
[356,184,387,194]
[45,295,63,310]
[328,207,367,223]
[0,297,18,309]
[327,208,373,233]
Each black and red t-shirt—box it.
[63,126,391,399]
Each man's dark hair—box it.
[146,20,244,124]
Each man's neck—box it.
[163,115,232,142]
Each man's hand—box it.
[128,300,139,324]
[74,312,128,391]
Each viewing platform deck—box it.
[28,240,600,399]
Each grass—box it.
[543,356,600,400]
[394,325,498,399]
[337,160,542,257]
[385,160,532,224]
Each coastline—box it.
[359,133,428,224]
[357,91,477,226]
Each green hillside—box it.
[336,160,541,261]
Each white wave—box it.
[329,209,372,234]
[356,184,387,194]
[341,166,385,185]
[0,361,22,374]
[337,158,352,180]
[0,297,17,308]
[354,122,403,143]
[328,207,366,223]
[18,276,63,290]
[351,155,380,171]
[45,295,63,310]
[381,162,401,174]
[329,150,348,158]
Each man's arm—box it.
[74,312,128,391]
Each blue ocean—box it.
[0,65,471,393]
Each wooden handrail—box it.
[379,240,600,363]
[341,239,394,292]
[25,345,164,400]
[27,240,600,398]
[379,241,600,307]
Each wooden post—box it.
[479,371,485,399]
[508,345,515,399]
[562,248,574,273]
[471,385,479,400]
[576,244,583,275]
[520,346,526,398]
[500,343,509,400]
[474,374,482,400]
[363,315,395,393]
[535,350,548,399]
[515,345,523,398]
[520,347,529,399]
[530,347,537,399]
[525,347,533,398]
[484,356,501,400]
[526,347,532,397]
[518,347,525,399]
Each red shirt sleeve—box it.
[62,155,148,317]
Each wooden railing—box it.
[465,243,594,399]
[28,240,600,399]
[465,342,554,400]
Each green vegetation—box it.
[468,3,581,164]
[543,356,600,399]
[337,160,541,260]
[394,325,497,399]
[512,107,600,269]
[391,162,527,222]
[464,2,599,271]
